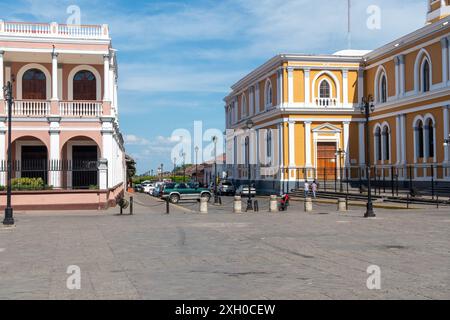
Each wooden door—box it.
[317,142,337,180]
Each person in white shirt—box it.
[304,181,310,198]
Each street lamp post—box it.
[181,152,186,183]
[212,136,220,204]
[160,163,164,181]
[360,95,376,218]
[245,119,254,212]
[173,157,177,181]
[3,81,14,226]
[195,146,199,183]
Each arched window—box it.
[380,74,387,103]
[375,127,382,161]
[427,118,434,158]
[265,80,273,109]
[417,121,424,158]
[267,130,272,158]
[73,70,97,101]
[382,126,390,161]
[422,60,431,93]
[22,69,46,100]
[319,80,330,99]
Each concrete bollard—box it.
[269,195,278,212]
[338,198,347,212]
[304,197,313,212]
[199,197,208,214]
[233,196,242,213]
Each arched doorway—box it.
[61,137,100,189]
[22,69,47,100]
[11,137,48,184]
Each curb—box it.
[290,197,421,210]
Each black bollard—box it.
[254,200,259,212]
[166,197,170,214]
[130,196,134,215]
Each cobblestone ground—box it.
[0,193,449,300]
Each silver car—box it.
[218,181,235,196]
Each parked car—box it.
[162,183,212,204]
[142,183,155,194]
[236,185,257,197]
[134,184,143,193]
[218,181,235,196]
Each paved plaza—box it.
[0,193,449,300]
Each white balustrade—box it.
[12,100,50,117]
[3,22,51,35]
[1,21,108,39]
[315,98,338,107]
[60,101,103,117]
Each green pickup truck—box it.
[162,183,212,204]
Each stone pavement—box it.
[0,192,449,300]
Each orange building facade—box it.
[224,1,450,193]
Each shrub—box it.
[11,177,45,191]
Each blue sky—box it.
[0,0,427,174]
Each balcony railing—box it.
[315,98,338,107]
[60,101,103,117]
[13,100,50,117]
[0,21,109,40]
[7,100,104,118]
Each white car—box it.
[142,183,155,194]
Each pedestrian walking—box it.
[311,180,318,199]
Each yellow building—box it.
[224,1,450,193]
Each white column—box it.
[401,114,407,164]
[51,52,58,101]
[357,68,364,104]
[444,106,449,163]
[277,69,283,106]
[256,128,261,179]
[278,122,284,183]
[342,69,349,107]
[103,54,110,102]
[102,118,114,188]
[358,122,365,165]
[396,115,401,164]
[441,37,448,85]
[398,55,405,97]
[109,63,114,107]
[98,159,108,190]
[343,121,350,165]
[287,67,294,104]
[288,120,296,167]
[0,51,4,100]
[304,68,311,107]
[305,121,312,167]
[394,56,400,98]
[0,123,5,186]
[49,118,61,188]
[255,84,260,113]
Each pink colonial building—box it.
[0,21,126,210]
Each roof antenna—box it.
[347,0,352,49]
